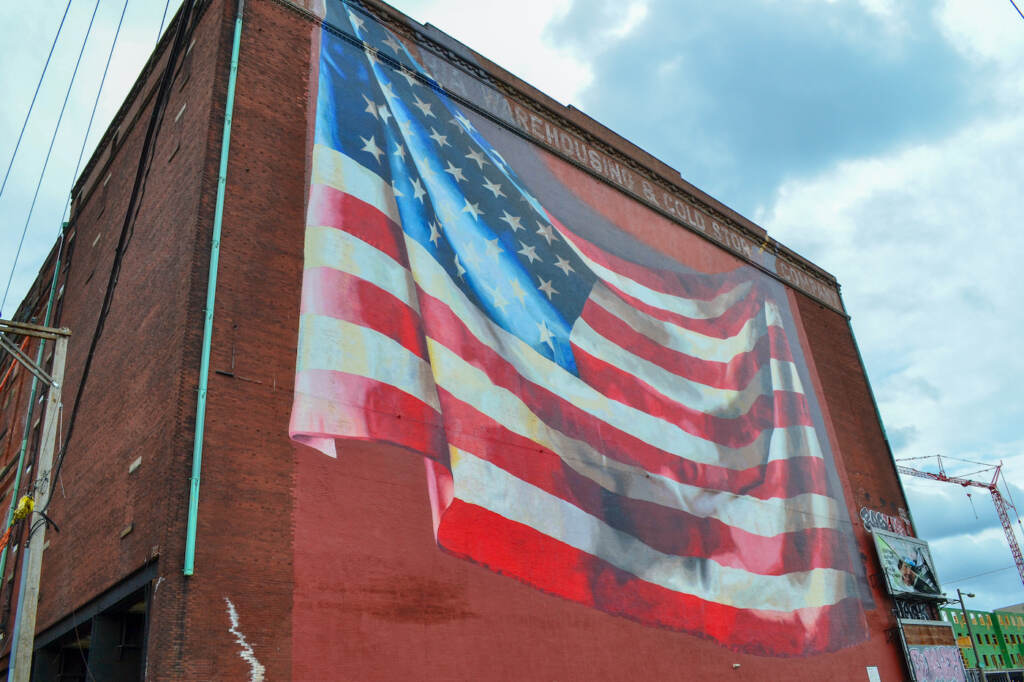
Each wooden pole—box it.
[8,332,67,682]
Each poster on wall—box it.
[873,528,943,598]
[906,646,966,682]
[290,0,870,657]
[901,622,966,682]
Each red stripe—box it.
[602,278,768,339]
[437,501,867,656]
[581,298,793,390]
[548,212,746,301]
[301,267,427,360]
[307,182,407,265]
[438,390,855,576]
[572,345,812,449]
[290,369,447,459]
[418,289,829,499]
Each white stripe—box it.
[450,448,858,611]
[572,318,805,417]
[431,339,841,535]
[561,235,752,320]
[407,236,824,466]
[311,143,401,224]
[304,225,420,311]
[297,313,440,411]
[589,282,784,364]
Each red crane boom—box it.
[896,456,1024,589]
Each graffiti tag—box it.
[907,645,966,682]
[861,507,912,536]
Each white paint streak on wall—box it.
[224,597,266,682]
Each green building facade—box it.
[940,605,1024,672]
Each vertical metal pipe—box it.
[184,0,244,576]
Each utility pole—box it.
[0,319,70,682]
[956,588,982,673]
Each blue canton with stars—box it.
[316,2,597,374]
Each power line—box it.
[0,0,73,207]
[158,0,172,41]
[61,0,131,225]
[45,0,200,511]
[1,0,103,317]
[1010,0,1024,22]
[944,564,1016,585]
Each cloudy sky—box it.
[2,0,1023,611]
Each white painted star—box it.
[398,119,415,137]
[537,320,555,351]
[536,221,557,245]
[393,142,405,161]
[453,254,466,279]
[428,220,442,246]
[485,237,503,260]
[380,81,396,100]
[465,149,489,170]
[482,177,505,199]
[518,241,541,264]
[360,135,384,164]
[488,284,509,312]
[553,255,575,276]
[444,161,466,183]
[412,94,434,118]
[499,211,524,232]
[461,199,483,221]
[391,180,404,197]
[452,111,475,133]
[362,94,379,119]
[411,178,426,203]
[537,277,558,300]
[419,160,438,181]
[364,49,380,67]
[382,34,403,55]
[429,128,450,148]
[377,105,392,125]
[398,68,418,87]
[509,278,527,305]
[347,11,365,31]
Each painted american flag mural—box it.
[290,0,869,655]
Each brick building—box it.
[0,0,938,679]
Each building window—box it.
[984,654,989,666]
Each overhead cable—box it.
[61,0,132,225]
[1,0,103,317]
[1010,0,1024,22]
[0,0,73,207]
[45,0,200,511]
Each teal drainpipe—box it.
[184,0,244,576]
[0,232,63,584]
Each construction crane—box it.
[896,455,1024,590]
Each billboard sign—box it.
[873,529,943,598]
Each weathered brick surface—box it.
[0,0,919,679]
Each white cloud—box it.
[389,0,593,105]
[762,111,1024,465]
